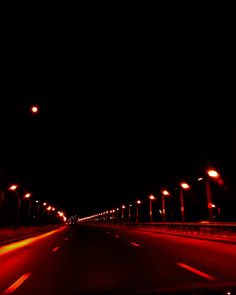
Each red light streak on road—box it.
[52,246,60,252]
[0,226,65,257]
[131,242,141,247]
[3,272,31,294]
[177,262,216,281]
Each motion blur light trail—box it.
[0,226,65,257]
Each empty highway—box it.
[1,225,236,294]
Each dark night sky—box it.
[1,18,236,218]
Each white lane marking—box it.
[177,262,216,281]
[3,272,31,294]
[131,242,141,247]
[52,246,60,252]
[114,235,120,238]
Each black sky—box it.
[1,17,235,217]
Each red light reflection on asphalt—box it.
[0,227,65,257]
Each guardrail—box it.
[122,222,236,237]
[79,220,236,238]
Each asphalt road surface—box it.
[1,224,236,294]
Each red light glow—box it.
[207,170,219,178]
[149,195,156,200]
[162,190,170,196]
[9,185,17,191]
[24,193,31,198]
[0,227,65,257]
[181,182,190,190]
[137,200,141,204]
[31,106,39,113]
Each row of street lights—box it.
[0,184,67,228]
[79,169,221,223]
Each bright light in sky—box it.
[31,106,39,113]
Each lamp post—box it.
[161,190,170,222]
[24,193,32,225]
[148,195,156,222]
[112,209,115,223]
[128,204,132,222]
[35,200,41,224]
[200,169,220,221]
[9,185,21,229]
[115,208,119,223]
[121,205,125,223]
[136,200,141,223]
[206,170,219,221]
[179,183,190,222]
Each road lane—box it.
[98,225,236,284]
[1,224,236,294]
[0,226,69,294]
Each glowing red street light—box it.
[136,200,141,223]
[47,206,52,211]
[162,190,170,196]
[179,182,191,222]
[31,106,39,113]
[148,195,156,222]
[9,185,18,191]
[207,170,219,178]
[161,190,170,222]
[121,205,125,222]
[24,193,31,198]
[180,182,190,190]
[128,204,132,222]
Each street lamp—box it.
[179,182,190,222]
[148,195,156,222]
[8,185,21,229]
[161,190,170,222]
[9,185,18,191]
[205,169,220,221]
[121,205,125,223]
[136,200,141,223]
[24,193,31,198]
[207,170,219,178]
[31,106,39,113]
[128,204,132,222]
[112,209,115,223]
[24,193,32,223]
[105,210,109,222]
